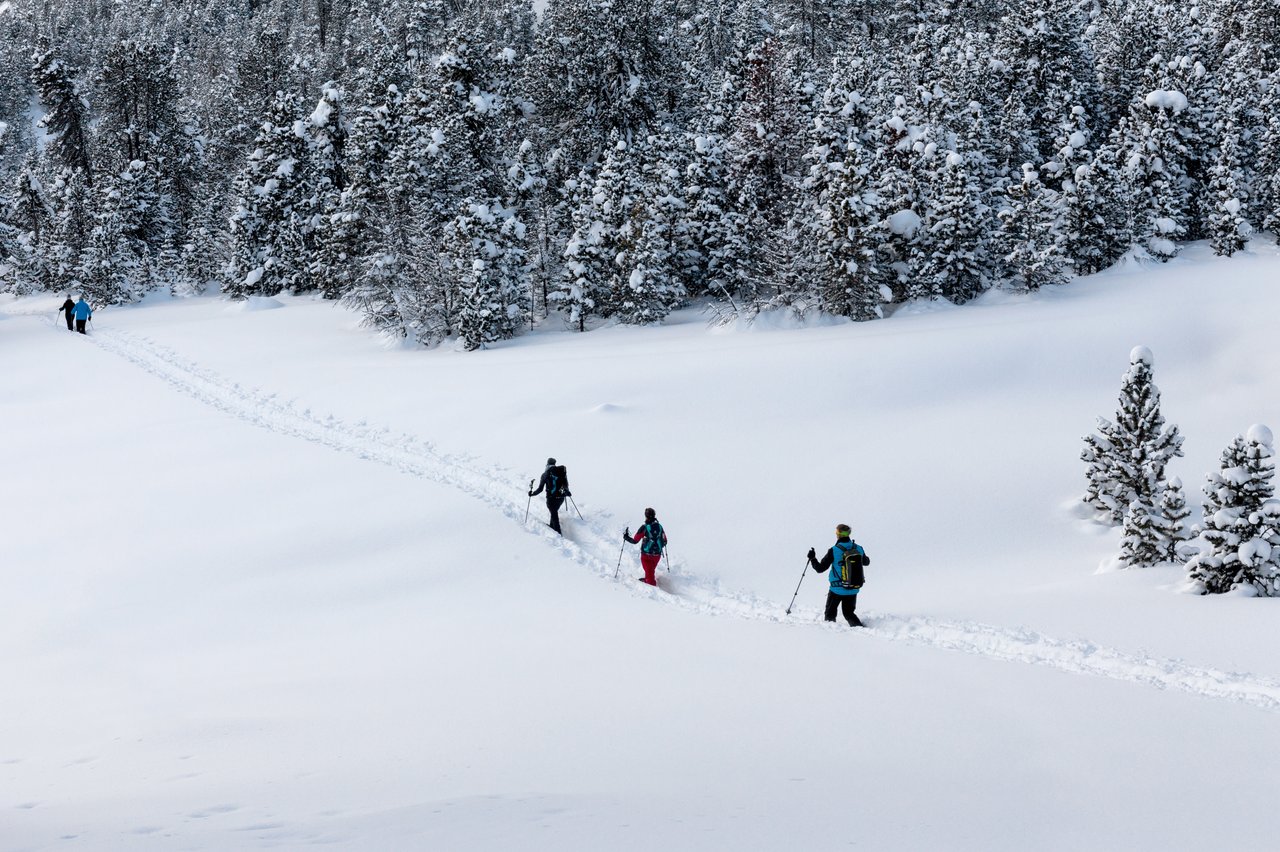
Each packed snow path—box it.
[68,320,1280,714]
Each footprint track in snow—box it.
[73,322,1280,714]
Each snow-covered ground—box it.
[3,243,1279,850]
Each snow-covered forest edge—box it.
[0,0,1278,348]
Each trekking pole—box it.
[663,548,671,572]
[523,479,534,524]
[568,495,584,520]
[614,528,628,579]
[785,556,810,615]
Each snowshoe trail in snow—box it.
[83,324,1280,714]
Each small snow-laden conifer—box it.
[446,197,528,350]
[503,139,546,318]
[1081,345,1184,525]
[306,82,351,298]
[997,164,1070,292]
[1156,476,1192,563]
[1187,425,1280,596]
[1119,498,1164,568]
[1259,72,1280,240]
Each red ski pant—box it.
[640,553,661,586]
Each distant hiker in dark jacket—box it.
[72,296,92,334]
[58,296,75,330]
[624,508,667,586]
[807,524,869,627]
[529,457,570,534]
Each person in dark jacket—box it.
[529,457,570,534]
[623,507,667,586]
[72,296,92,334]
[807,523,869,627]
[58,296,75,330]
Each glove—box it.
[623,527,631,542]
[807,548,816,561]
[565,490,572,497]
[527,490,533,497]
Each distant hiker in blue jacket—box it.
[72,296,92,334]
[807,524,869,627]
[58,295,75,330]
[529,458,570,534]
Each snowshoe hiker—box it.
[529,458,570,534]
[807,524,869,627]
[72,296,92,334]
[624,508,667,586]
[58,296,75,331]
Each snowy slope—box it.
[2,243,1279,850]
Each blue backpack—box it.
[640,521,666,555]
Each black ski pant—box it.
[825,591,861,626]
[64,312,74,330]
[75,319,87,334]
[546,495,564,534]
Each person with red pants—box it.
[623,508,667,586]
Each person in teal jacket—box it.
[72,296,92,334]
[807,523,869,627]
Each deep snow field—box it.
[3,242,1280,851]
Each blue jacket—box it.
[72,299,92,320]
[811,539,868,596]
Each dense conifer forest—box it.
[0,0,1277,347]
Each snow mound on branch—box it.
[886,209,921,237]
[1129,345,1153,365]
[1145,90,1188,113]
[1247,424,1273,447]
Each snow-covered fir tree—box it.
[1156,476,1192,564]
[1082,346,1184,525]
[1186,425,1280,596]
[1119,498,1164,568]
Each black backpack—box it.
[640,521,666,555]
[837,541,867,589]
[547,465,569,497]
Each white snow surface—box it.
[3,241,1280,850]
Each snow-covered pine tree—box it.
[916,150,988,305]
[1118,85,1193,260]
[1186,425,1280,596]
[1206,109,1252,256]
[226,90,311,298]
[555,166,610,331]
[1156,476,1192,564]
[682,131,751,310]
[997,163,1069,292]
[79,160,160,305]
[1119,497,1164,568]
[4,164,51,293]
[31,44,93,183]
[44,168,93,294]
[616,132,687,325]
[306,82,355,298]
[445,197,528,349]
[1081,345,1185,525]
